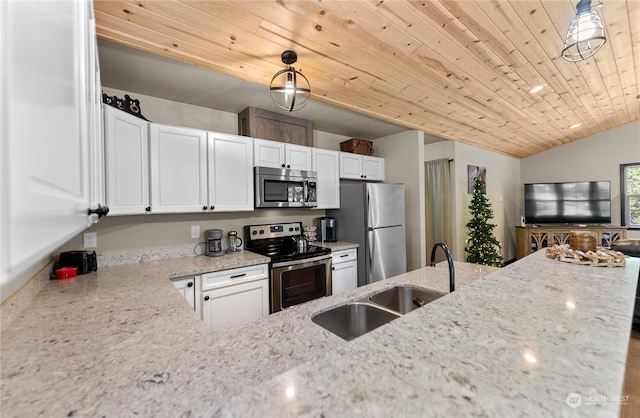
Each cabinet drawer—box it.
[332,249,357,264]
[201,263,268,291]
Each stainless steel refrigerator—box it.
[327,183,407,287]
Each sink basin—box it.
[369,285,445,314]
[311,302,402,341]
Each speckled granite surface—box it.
[1,251,637,417]
[313,241,359,252]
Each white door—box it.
[104,106,150,215]
[363,156,385,181]
[312,148,340,209]
[149,124,208,213]
[1,0,96,283]
[285,144,313,171]
[339,152,364,179]
[201,278,269,332]
[253,138,285,168]
[332,259,357,294]
[172,277,196,311]
[208,132,254,211]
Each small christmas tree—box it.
[465,178,503,267]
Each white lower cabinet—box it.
[331,249,358,294]
[200,264,269,332]
[171,276,199,315]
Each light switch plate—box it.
[83,232,97,248]
[191,225,200,239]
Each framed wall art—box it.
[468,165,486,194]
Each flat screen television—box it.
[524,181,611,225]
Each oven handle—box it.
[271,254,332,268]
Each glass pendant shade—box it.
[562,0,606,62]
[270,51,310,112]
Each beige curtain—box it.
[425,159,453,263]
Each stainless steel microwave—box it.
[255,166,317,208]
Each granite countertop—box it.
[312,241,359,252]
[1,250,638,417]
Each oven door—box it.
[270,254,332,313]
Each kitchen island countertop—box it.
[1,250,637,417]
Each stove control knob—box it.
[252,230,257,235]
[259,229,265,234]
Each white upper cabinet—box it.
[207,132,254,212]
[362,156,385,181]
[285,144,313,171]
[254,138,312,171]
[339,153,385,181]
[254,139,285,168]
[1,0,102,284]
[150,124,208,213]
[312,148,340,209]
[104,106,150,215]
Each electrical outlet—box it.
[83,232,97,248]
[191,225,200,239]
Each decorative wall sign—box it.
[102,93,149,121]
[468,165,486,194]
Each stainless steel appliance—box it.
[244,222,332,313]
[327,183,407,287]
[225,230,243,253]
[254,167,317,208]
[315,217,337,242]
[204,229,224,257]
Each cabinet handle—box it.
[204,295,210,301]
[340,254,349,258]
[210,206,215,210]
[287,164,290,168]
[281,163,286,168]
[230,273,246,279]
[332,267,335,270]
[187,282,193,287]
[87,204,109,219]
[202,206,208,211]
[145,206,151,212]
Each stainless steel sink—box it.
[311,302,402,341]
[369,285,445,314]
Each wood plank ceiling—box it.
[94,0,640,159]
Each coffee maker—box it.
[315,217,337,242]
[204,229,224,257]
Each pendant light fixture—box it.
[561,0,606,62]
[269,50,310,112]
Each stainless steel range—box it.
[244,222,332,313]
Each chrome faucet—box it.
[430,242,455,293]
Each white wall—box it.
[376,130,426,270]
[522,120,640,239]
[103,87,238,134]
[425,141,521,262]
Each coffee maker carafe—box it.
[226,230,243,253]
[205,229,224,257]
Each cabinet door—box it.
[312,149,340,209]
[363,156,385,181]
[332,260,358,295]
[1,0,97,282]
[339,152,364,179]
[104,106,150,215]
[208,132,254,211]
[201,278,269,332]
[254,138,285,168]
[172,277,196,311]
[149,124,208,213]
[285,144,313,171]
